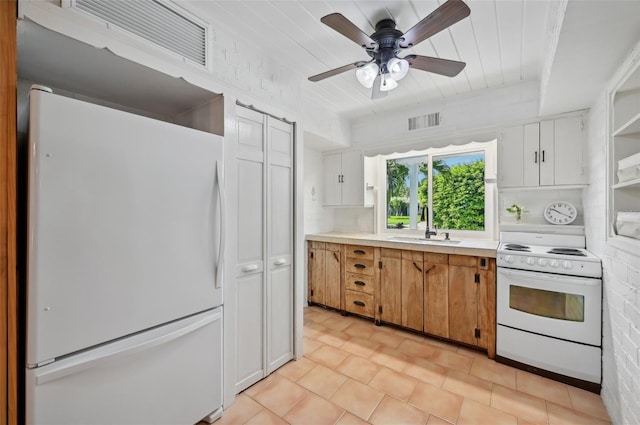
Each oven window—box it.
[509,285,584,322]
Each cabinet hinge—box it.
[310,289,314,296]
[474,273,480,284]
[378,261,382,269]
[378,305,383,314]
[475,328,481,338]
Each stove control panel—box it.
[496,253,602,278]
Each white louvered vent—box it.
[408,112,441,131]
[69,0,208,67]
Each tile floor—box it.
[217,306,611,425]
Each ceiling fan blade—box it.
[308,62,362,82]
[321,13,376,49]
[400,0,470,48]
[371,75,388,100]
[406,55,466,77]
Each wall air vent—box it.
[67,0,209,68]
[408,112,441,131]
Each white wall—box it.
[583,48,640,425]
[303,147,334,234]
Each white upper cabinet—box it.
[323,150,364,206]
[499,115,586,188]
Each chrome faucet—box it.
[425,227,437,239]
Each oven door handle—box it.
[498,268,601,286]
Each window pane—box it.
[432,152,485,231]
[509,285,584,322]
[386,157,427,229]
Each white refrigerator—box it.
[25,87,225,424]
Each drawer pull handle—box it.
[354,264,366,269]
[413,262,422,272]
[424,265,436,274]
[354,280,366,286]
[333,252,340,262]
[353,300,366,307]
[354,249,366,255]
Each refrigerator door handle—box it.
[215,160,225,289]
[34,311,220,385]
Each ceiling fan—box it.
[308,0,471,99]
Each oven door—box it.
[497,268,601,346]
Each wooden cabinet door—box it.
[476,263,496,357]
[308,248,325,304]
[401,254,424,331]
[448,265,478,346]
[424,263,449,338]
[325,249,342,309]
[379,253,402,325]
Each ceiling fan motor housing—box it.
[369,19,404,73]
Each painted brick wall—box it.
[584,85,640,425]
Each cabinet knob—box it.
[354,280,366,286]
[354,264,366,269]
[353,300,366,307]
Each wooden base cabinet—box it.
[401,251,424,331]
[423,253,449,338]
[307,242,341,309]
[378,248,402,324]
[448,255,496,357]
[343,245,375,318]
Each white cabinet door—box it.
[523,123,540,187]
[341,151,364,206]
[539,120,555,186]
[323,153,342,206]
[552,116,585,185]
[498,125,525,188]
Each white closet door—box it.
[267,119,293,373]
[235,108,266,392]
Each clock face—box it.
[544,202,577,225]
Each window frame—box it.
[373,140,497,240]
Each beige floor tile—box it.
[316,328,350,348]
[304,307,333,323]
[518,419,539,425]
[567,386,610,421]
[343,322,377,339]
[369,329,407,348]
[457,398,518,425]
[470,357,516,389]
[547,401,611,425]
[397,338,438,360]
[403,356,448,387]
[369,346,413,372]
[442,369,492,405]
[369,395,430,425]
[251,374,309,417]
[516,370,572,408]
[426,415,453,425]
[303,337,324,356]
[335,412,370,425]
[244,408,289,425]
[408,381,464,423]
[490,384,549,425]
[322,315,357,331]
[456,346,489,360]
[341,336,381,358]
[330,378,385,421]
[244,373,277,398]
[395,329,428,343]
[215,394,263,425]
[429,347,473,373]
[423,336,460,352]
[307,344,351,369]
[276,357,317,382]
[297,364,348,399]
[283,393,345,425]
[369,367,419,402]
[336,354,380,384]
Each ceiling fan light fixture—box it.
[379,73,398,92]
[355,62,379,88]
[387,57,410,81]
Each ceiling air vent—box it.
[408,112,441,131]
[67,0,209,68]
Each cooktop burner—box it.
[547,248,587,257]
[503,243,530,252]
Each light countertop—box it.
[306,232,499,258]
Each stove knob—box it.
[561,261,573,269]
[550,260,560,268]
[537,258,547,266]
[504,255,514,264]
[526,257,536,265]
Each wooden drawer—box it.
[345,244,374,260]
[449,254,477,268]
[345,290,374,318]
[345,272,375,295]
[345,258,375,276]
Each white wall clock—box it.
[544,201,577,225]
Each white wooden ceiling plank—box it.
[448,17,487,92]
[521,0,549,82]
[467,0,503,88]
[495,0,524,85]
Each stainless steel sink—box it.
[387,236,461,245]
